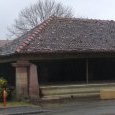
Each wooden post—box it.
[86,59,89,84]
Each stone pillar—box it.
[29,64,39,98]
[12,61,30,100]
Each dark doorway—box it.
[89,58,115,83]
[0,63,15,87]
[36,59,86,85]
[36,58,115,85]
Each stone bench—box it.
[100,88,115,99]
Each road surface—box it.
[38,99,115,115]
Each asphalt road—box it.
[37,99,115,115]
[1,99,115,115]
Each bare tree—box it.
[8,0,73,38]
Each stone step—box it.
[42,92,99,100]
[41,88,99,96]
[100,88,115,99]
[40,84,115,99]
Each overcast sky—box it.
[1,0,115,39]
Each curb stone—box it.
[0,106,50,115]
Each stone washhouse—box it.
[1,16,115,100]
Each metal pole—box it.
[86,59,89,84]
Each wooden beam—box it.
[86,59,89,84]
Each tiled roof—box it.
[1,16,115,56]
[0,16,54,55]
[0,40,11,47]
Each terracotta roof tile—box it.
[1,16,115,56]
[20,17,115,53]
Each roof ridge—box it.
[56,16,115,23]
[16,16,56,53]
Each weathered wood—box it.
[86,59,89,84]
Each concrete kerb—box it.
[0,106,50,115]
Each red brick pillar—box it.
[12,61,30,100]
[29,64,39,98]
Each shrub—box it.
[0,78,11,101]
[0,78,7,88]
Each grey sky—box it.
[0,0,115,39]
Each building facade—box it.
[1,16,115,99]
